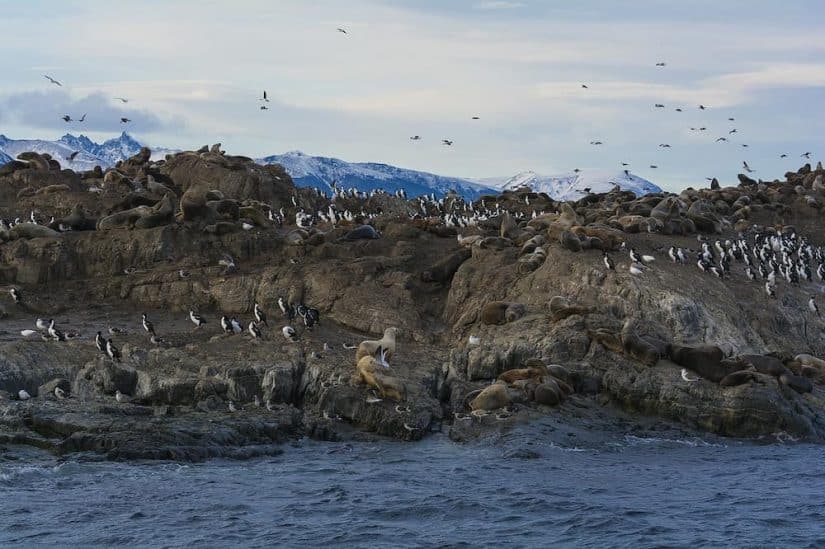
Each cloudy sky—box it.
[0,0,823,191]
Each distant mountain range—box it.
[257,151,494,200]
[479,169,662,201]
[0,132,174,172]
[0,134,662,201]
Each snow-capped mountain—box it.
[481,169,662,201]
[0,149,12,165]
[258,151,494,200]
[0,132,175,171]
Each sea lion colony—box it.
[0,146,824,460]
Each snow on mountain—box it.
[483,169,662,201]
[0,132,175,171]
[258,151,494,200]
[0,149,12,165]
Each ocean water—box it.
[1,423,824,548]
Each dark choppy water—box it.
[2,426,824,548]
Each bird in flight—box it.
[78,113,86,122]
[728,117,735,121]
[621,162,629,166]
[337,27,348,34]
[43,75,62,86]
[589,140,603,145]
[655,62,666,67]
[780,154,788,158]
[801,152,812,159]
[741,144,749,148]
[743,161,754,173]
[471,116,480,120]
[573,168,581,173]
[410,135,421,140]
[654,104,665,108]
[698,127,707,131]
[715,137,728,142]
[698,105,707,110]
[658,143,671,148]
[120,117,131,124]
[442,139,453,146]
[649,165,658,169]
[674,108,683,112]
[729,129,737,134]
[260,90,269,102]
[260,105,269,110]
[581,84,588,89]
[115,97,129,103]
[61,115,72,122]
[66,151,79,162]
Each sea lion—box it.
[546,364,571,384]
[779,374,813,394]
[533,381,561,406]
[795,354,825,371]
[355,327,398,363]
[421,248,471,283]
[469,382,510,411]
[180,188,217,223]
[208,199,240,221]
[719,369,757,387]
[739,354,790,378]
[479,302,525,325]
[9,222,62,240]
[341,225,380,241]
[356,351,407,402]
[667,343,731,382]
[588,328,624,354]
[498,366,547,384]
[559,230,582,252]
[621,319,668,366]
[35,184,70,195]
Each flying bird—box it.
[66,151,79,161]
[260,90,269,102]
[78,113,86,122]
[780,154,788,158]
[120,117,131,123]
[581,84,588,89]
[743,161,754,173]
[410,135,421,140]
[61,115,72,122]
[698,105,707,110]
[337,27,348,34]
[260,105,269,110]
[43,75,62,86]
[658,143,671,148]
[801,152,812,159]
[654,104,665,108]
[729,129,737,134]
[471,116,480,120]
[589,140,603,145]
[715,137,728,142]
[115,97,129,103]
[674,108,683,112]
[728,117,735,121]
[442,139,453,146]
[649,165,658,169]
[741,144,749,148]
[655,62,666,67]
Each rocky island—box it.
[1,145,824,462]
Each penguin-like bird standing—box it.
[106,339,122,363]
[254,302,268,326]
[809,296,821,317]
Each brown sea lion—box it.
[469,382,510,411]
[779,374,813,394]
[719,369,757,387]
[534,381,561,406]
[667,344,732,382]
[355,327,398,363]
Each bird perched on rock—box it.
[219,254,236,274]
[95,331,107,353]
[190,310,207,329]
[603,252,615,270]
[142,313,155,335]
[249,321,263,339]
[765,282,776,298]
[106,339,121,362]
[282,326,299,342]
[18,389,31,400]
[629,263,646,276]
[468,335,480,346]
[681,369,699,382]
[254,303,268,326]
[9,288,22,305]
[228,401,238,413]
[54,387,67,399]
[115,390,129,403]
[809,296,820,317]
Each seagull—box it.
[715,137,728,142]
[61,115,73,122]
[260,90,269,102]
[337,27,348,34]
[780,154,788,158]
[78,113,86,122]
[629,263,646,276]
[20,329,38,338]
[802,152,812,159]
[442,139,453,146]
[120,117,131,124]
[681,368,699,382]
[409,135,421,140]
[743,161,754,173]
[115,97,129,103]
[43,75,62,86]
